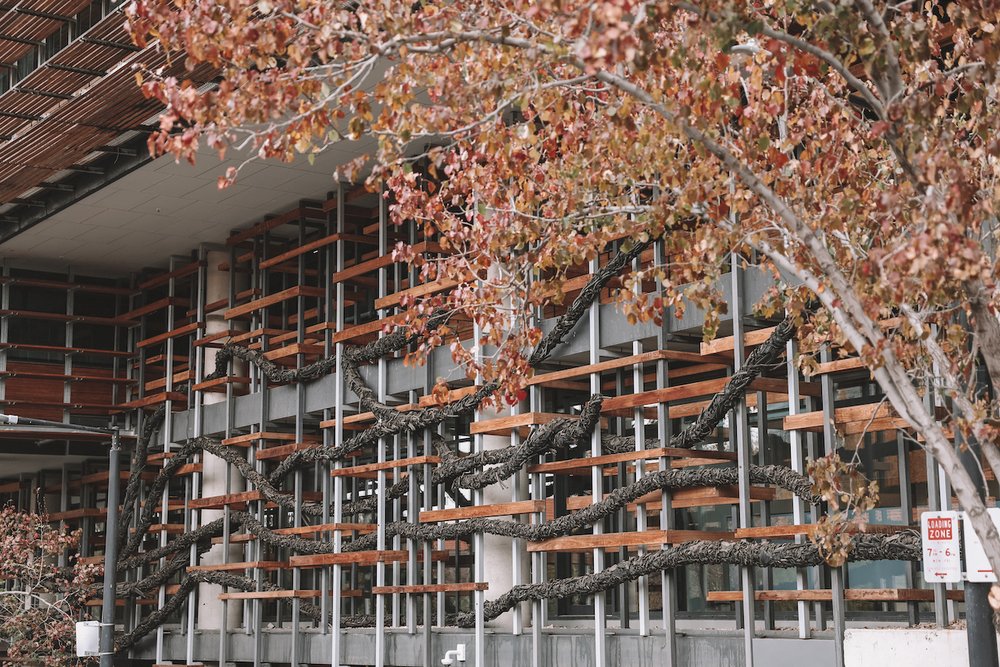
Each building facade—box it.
[0,4,979,667]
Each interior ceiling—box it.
[0,137,376,275]
[0,453,91,478]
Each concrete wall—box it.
[138,628,834,667]
[844,628,1000,666]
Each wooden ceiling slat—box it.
[0,10,216,204]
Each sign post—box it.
[920,511,962,583]
[961,508,1000,582]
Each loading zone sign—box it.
[921,511,962,583]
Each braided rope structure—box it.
[107,244,919,647]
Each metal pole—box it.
[959,431,999,667]
[101,427,121,667]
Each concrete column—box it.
[481,428,531,630]
[197,249,246,631]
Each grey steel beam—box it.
[819,347,845,667]
[730,254,755,667]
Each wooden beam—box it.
[374,278,460,310]
[371,583,488,594]
[290,549,448,567]
[224,285,326,320]
[221,431,297,447]
[0,343,131,358]
[138,260,205,290]
[136,322,201,349]
[330,455,442,477]
[255,441,322,460]
[330,313,406,344]
[226,207,322,246]
[527,448,736,474]
[470,411,604,436]
[117,392,186,410]
[218,589,325,600]
[700,326,776,355]
[187,561,289,572]
[258,233,376,269]
[526,529,734,552]
[783,402,894,432]
[706,588,965,603]
[419,500,545,523]
[527,350,730,387]
[734,523,910,539]
[810,357,866,376]
[121,297,189,320]
[332,241,444,284]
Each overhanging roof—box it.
[0,3,215,239]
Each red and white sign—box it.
[962,508,1000,583]
[921,511,961,583]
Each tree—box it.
[124,0,1000,593]
[0,506,100,666]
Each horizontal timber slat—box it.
[117,392,186,410]
[374,278,460,310]
[137,322,201,349]
[226,207,324,246]
[527,448,737,474]
[122,297,188,320]
[213,522,375,544]
[526,529,735,552]
[601,377,819,414]
[470,412,609,436]
[706,588,964,602]
[138,261,205,290]
[372,583,488,594]
[218,590,323,600]
[527,350,730,386]
[259,233,376,269]
[0,343,131,358]
[289,549,448,567]
[189,490,323,510]
[187,561,289,572]
[331,455,441,477]
[224,286,326,320]
[783,403,894,432]
[255,442,322,460]
[420,500,545,523]
[734,524,911,539]
[221,432,297,446]
[0,309,135,327]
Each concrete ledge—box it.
[134,627,834,667]
[845,627,1000,666]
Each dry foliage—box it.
[0,506,100,666]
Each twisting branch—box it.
[115,543,211,599]
[121,439,203,558]
[454,531,921,625]
[600,313,796,454]
[529,238,652,366]
[452,395,603,490]
[106,240,885,647]
[118,401,168,538]
[114,570,325,653]
[118,518,225,572]
[209,342,337,384]
[343,464,819,551]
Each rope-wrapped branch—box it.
[451,395,603,490]
[602,314,796,454]
[344,463,819,551]
[529,239,652,366]
[455,531,921,625]
[114,570,325,653]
